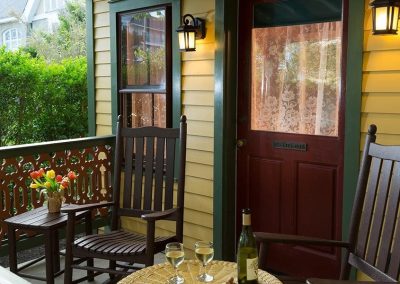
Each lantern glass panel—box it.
[375,6,389,31]
[392,6,399,30]
[187,31,196,49]
[178,32,185,50]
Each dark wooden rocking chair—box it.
[62,115,187,284]
[255,125,400,283]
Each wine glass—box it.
[165,242,185,284]
[194,241,214,282]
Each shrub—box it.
[0,47,87,146]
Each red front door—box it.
[237,0,347,278]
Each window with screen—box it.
[118,7,171,128]
[3,28,21,51]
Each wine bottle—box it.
[237,208,258,284]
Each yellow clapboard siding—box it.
[361,113,400,134]
[96,89,111,101]
[96,124,112,135]
[182,0,214,15]
[187,135,214,152]
[182,76,214,91]
[94,13,110,28]
[184,105,214,122]
[362,72,400,92]
[96,77,111,88]
[187,120,214,137]
[185,209,213,228]
[182,43,215,61]
[94,38,110,52]
[93,13,110,28]
[95,64,111,77]
[182,91,214,106]
[95,51,111,64]
[186,149,213,166]
[363,51,400,71]
[96,101,111,114]
[121,215,213,238]
[359,133,400,150]
[182,60,214,76]
[362,93,400,114]
[94,27,110,39]
[96,113,111,126]
[94,0,109,14]
[363,30,400,51]
[185,176,213,197]
[186,162,213,180]
[183,222,213,240]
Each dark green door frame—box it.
[213,0,364,260]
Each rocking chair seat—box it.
[73,230,175,256]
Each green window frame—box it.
[110,0,181,133]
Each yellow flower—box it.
[46,170,55,179]
[59,185,65,190]
[45,181,51,189]
[30,183,39,189]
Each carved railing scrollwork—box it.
[0,136,115,242]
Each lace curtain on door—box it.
[251,21,342,136]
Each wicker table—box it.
[119,260,282,284]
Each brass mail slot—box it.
[273,141,307,151]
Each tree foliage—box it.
[0,47,87,146]
[28,0,86,62]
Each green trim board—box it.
[214,0,238,261]
[214,0,364,261]
[86,0,96,136]
[109,0,181,133]
[342,0,364,242]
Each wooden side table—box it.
[4,206,90,284]
[118,260,282,284]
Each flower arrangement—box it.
[30,168,77,196]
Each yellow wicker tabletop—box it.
[118,260,282,284]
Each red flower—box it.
[68,171,76,180]
[61,180,69,188]
[56,175,63,182]
[38,168,45,177]
[30,171,39,179]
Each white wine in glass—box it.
[165,242,185,284]
[195,241,214,282]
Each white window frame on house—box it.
[45,0,65,12]
[3,28,21,51]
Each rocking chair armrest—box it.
[61,201,115,214]
[141,208,179,221]
[255,232,350,248]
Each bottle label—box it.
[246,257,258,280]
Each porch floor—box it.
[6,253,165,283]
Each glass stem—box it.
[202,264,206,276]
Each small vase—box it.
[47,192,62,213]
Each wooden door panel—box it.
[248,156,282,233]
[297,163,336,239]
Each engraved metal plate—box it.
[273,141,307,151]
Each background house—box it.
[0,0,66,51]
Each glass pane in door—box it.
[251,21,342,136]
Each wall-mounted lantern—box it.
[370,0,400,34]
[176,14,206,52]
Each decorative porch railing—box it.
[0,136,115,243]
